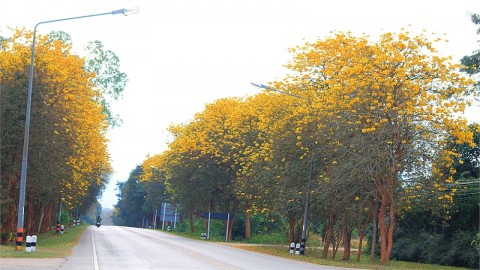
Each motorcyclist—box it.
[96,216,102,227]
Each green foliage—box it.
[460,13,480,90]
[392,209,479,269]
[84,40,127,126]
[112,166,147,227]
[472,232,480,252]
[392,230,479,269]
[248,232,288,245]
[46,30,72,45]
[232,213,287,242]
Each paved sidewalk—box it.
[0,258,64,270]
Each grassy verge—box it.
[170,227,468,270]
[235,245,469,270]
[0,225,87,258]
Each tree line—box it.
[114,19,479,267]
[0,28,126,243]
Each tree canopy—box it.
[119,29,478,265]
[1,28,125,239]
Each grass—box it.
[235,245,470,270]
[171,227,469,270]
[0,225,87,258]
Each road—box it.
[2,226,358,270]
[63,225,358,269]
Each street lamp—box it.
[15,7,139,251]
[250,83,310,101]
[251,82,312,255]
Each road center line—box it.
[90,227,100,270]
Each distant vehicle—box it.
[96,216,102,228]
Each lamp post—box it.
[251,82,312,255]
[15,7,139,251]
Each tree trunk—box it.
[245,201,251,240]
[357,235,364,262]
[40,203,55,233]
[2,173,19,243]
[386,196,395,260]
[227,219,234,241]
[37,204,45,234]
[378,190,395,265]
[378,192,388,263]
[2,203,17,244]
[288,217,296,243]
[322,213,335,258]
[189,211,194,232]
[342,224,352,261]
[357,200,373,262]
[25,198,35,235]
[332,225,342,260]
[370,200,378,262]
[356,215,369,262]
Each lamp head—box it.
[112,7,139,16]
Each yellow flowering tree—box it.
[1,28,111,236]
[275,30,477,263]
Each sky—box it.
[1,0,479,209]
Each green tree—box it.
[113,166,146,227]
[84,40,128,125]
[460,13,480,79]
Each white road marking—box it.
[90,227,100,270]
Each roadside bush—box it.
[418,232,448,265]
[446,230,479,268]
[231,213,286,241]
[392,227,479,269]
[392,235,422,262]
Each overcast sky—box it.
[1,0,479,209]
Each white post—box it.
[26,235,32,252]
[153,207,157,229]
[162,202,167,230]
[31,235,37,252]
[207,212,211,240]
[225,213,230,242]
[174,207,177,228]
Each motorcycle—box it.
[96,221,101,228]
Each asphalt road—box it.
[63,225,360,270]
[1,226,358,270]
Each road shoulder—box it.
[0,258,64,269]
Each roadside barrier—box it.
[295,243,300,255]
[26,235,32,252]
[31,235,37,252]
[60,225,65,235]
[300,238,305,254]
[201,232,207,240]
[289,242,295,253]
[16,227,23,251]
